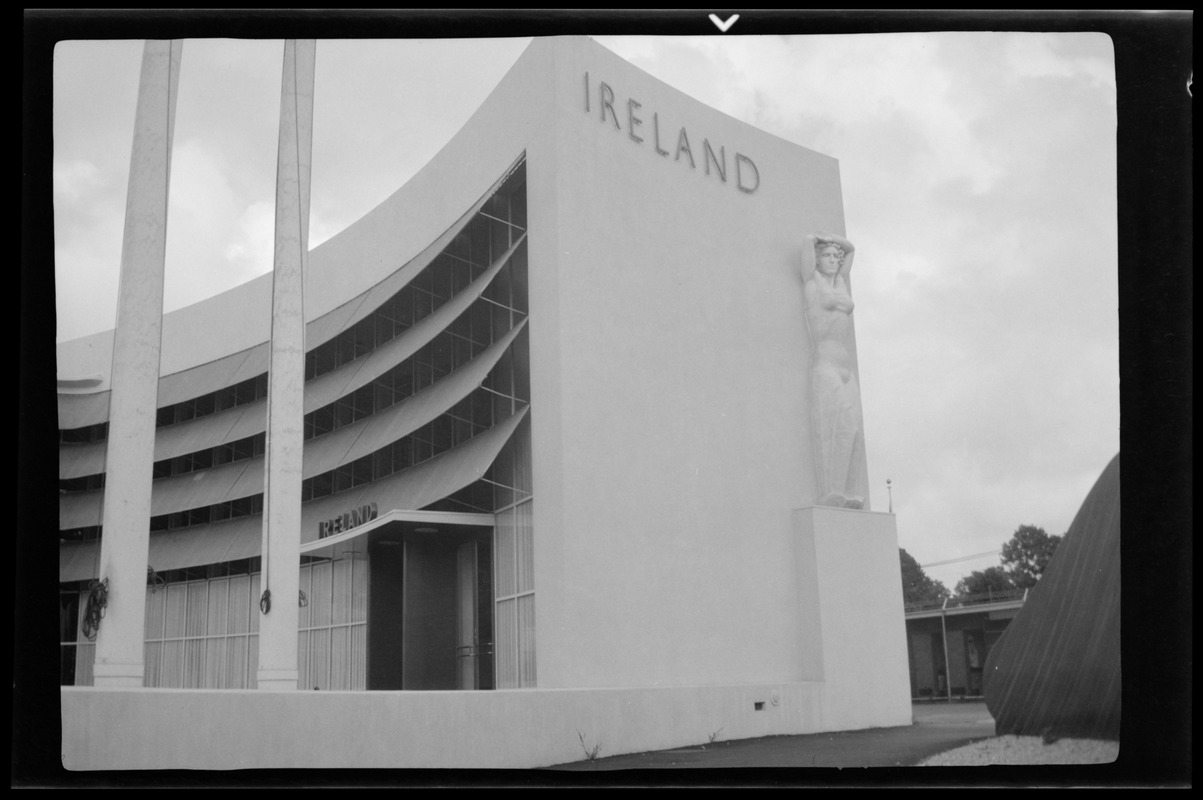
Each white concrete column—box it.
[93,39,182,688]
[256,39,315,691]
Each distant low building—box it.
[904,589,1027,699]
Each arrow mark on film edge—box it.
[709,14,740,33]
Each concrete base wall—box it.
[794,507,913,731]
[62,505,913,771]
[63,681,835,770]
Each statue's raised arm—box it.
[800,231,855,285]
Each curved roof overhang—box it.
[58,235,525,479]
[57,153,527,430]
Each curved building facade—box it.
[60,158,532,692]
[59,36,908,769]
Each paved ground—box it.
[547,701,995,770]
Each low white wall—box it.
[63,682,834,770]
[62,506,912,771]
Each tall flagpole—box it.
[256,39,316,691]
[92,39,182,688]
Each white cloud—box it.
[222,200,276,281]
[52,159,102,205]
[50,35,1119,592]
[307,208,344,252]
[162,139,266,312]
[53,156,128,341]
[1001,31,1115,88]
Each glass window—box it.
[214,386,235,411]
[354,385,374,419]
[415,359,433,393]
[494,498,535,689]
[229,497,252,518]
[431,416,453,454]
[194,393,215,417]
[414,290,433,323]
[433,259,452,301]
[413,434,432,464]
[395,290,414,329]
[487,261,512,308]
[452,257,471,295]
[454,414,473,447]
[491,217,511,261]
[336,330,356,367]
[334,398,354,428]
[334,465,353,494]
[372,447,393,480]
[373,379,393,414]
[472,389,493,431]
[470,302,492,348]
[352,457,372,487]
[433,338,453,379]
[374,311,395,347]
[192,449,213,471]
[395,366,413,402]
[510,185,527,229]
[448,230,469,261]
[310,472,332,500]
[469,217,491,266]
[393,439,412,472]
[486,352,513,398]
[312,346,336,379]
[354,318,375,356]
[310,407,334,437]
[510,253,528,315]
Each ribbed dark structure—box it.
[983,453,1121,740]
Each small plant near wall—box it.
[82,577,109,640]
[576,730,601,762]
[708,727,724,745]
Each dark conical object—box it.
[983,454,1121,740]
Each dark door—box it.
[367,541,405,690]
[401,536,459,689]
[366,529,493,690]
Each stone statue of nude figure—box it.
[800,231,867,509]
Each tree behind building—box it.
[899,548,950,606]
[1001,524,1063,589]
[954,565,1015,598]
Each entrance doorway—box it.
[366,526,493,690]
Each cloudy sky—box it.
[52,31,1119,591]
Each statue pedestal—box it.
[793,506,912,730]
